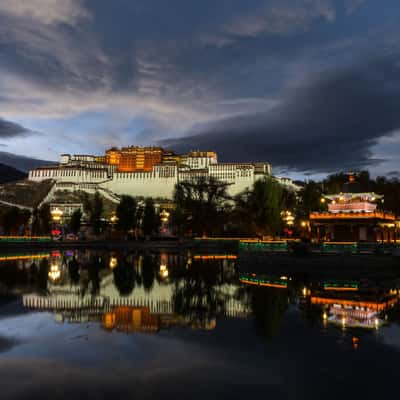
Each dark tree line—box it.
[170,176,296,238]
[297,170,400,219]
[115,196,160,238]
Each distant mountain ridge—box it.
[0,151,56,172]
[0,163,27,183]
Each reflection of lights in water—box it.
[352,337,359,351]
[342,317,346,327]
[109,257,118,269]
[375,318,379,328]
[160,209,170,224]
[160,264,169,278]
[48,263,61,281]
[323,311,328,321]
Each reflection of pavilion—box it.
[311,288,399,329]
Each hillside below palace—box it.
[28,146,294,201]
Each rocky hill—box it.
[0,179,55,209]
[0,151,55,172]
[0,163,27,184]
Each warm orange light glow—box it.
[193,255,237,260]
[107,146,163,172]
[0,236,51,240]
[240,279,287,289]
[0,253,50,262]
[310,211,395,220]
[311,296,398,311]
[323,286,359,292]
[109,257,118,269]
[159,263,169,278]
[51,207,63,222]
[324,241,357,245]
[48,263,61,281]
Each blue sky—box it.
[1,0,400,178]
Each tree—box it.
[297,180,325,220]
[68,257,80,285]
[69,209,82,234]
[173,176,231,236]
[83,192,104,235]
[170,204,186,237]
[116,195,137,235]
[251,286,288,340]
[0,207,31,235]
[113,256,136,296]
[172,260,225,327]
[235,178,283,237]
[142,198,159,237]
[38,204,51,234]
[87,255,102,295]
[142,255,156,291]
[35,258,49,294]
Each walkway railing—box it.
[0,236,51,242]
[239,240,400,255]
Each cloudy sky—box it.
[1,0,400,177]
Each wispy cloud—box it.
[0,0,90,25]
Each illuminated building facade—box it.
[310,175,397,242]
[28,146,273,199]
[114,146,163,172]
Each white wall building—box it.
[28,151,272,200]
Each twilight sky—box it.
[1,0,400,177]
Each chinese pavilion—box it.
[310,175,397,242]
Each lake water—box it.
[1,249,400,399]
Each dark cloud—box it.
[0,0,400,176]
[0,336,19,353]
[0,151,54,172]
[0,118,32,138]
[161,56,400,173]
[386,170,400,177]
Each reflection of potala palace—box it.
[27,146,281,200]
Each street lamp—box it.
[51,207,63,223]
[281,210,295,226]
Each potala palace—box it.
[28,146,297,202]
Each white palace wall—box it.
[28,157,272,200]
[101,165,178,199]
[29,167,108,183]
